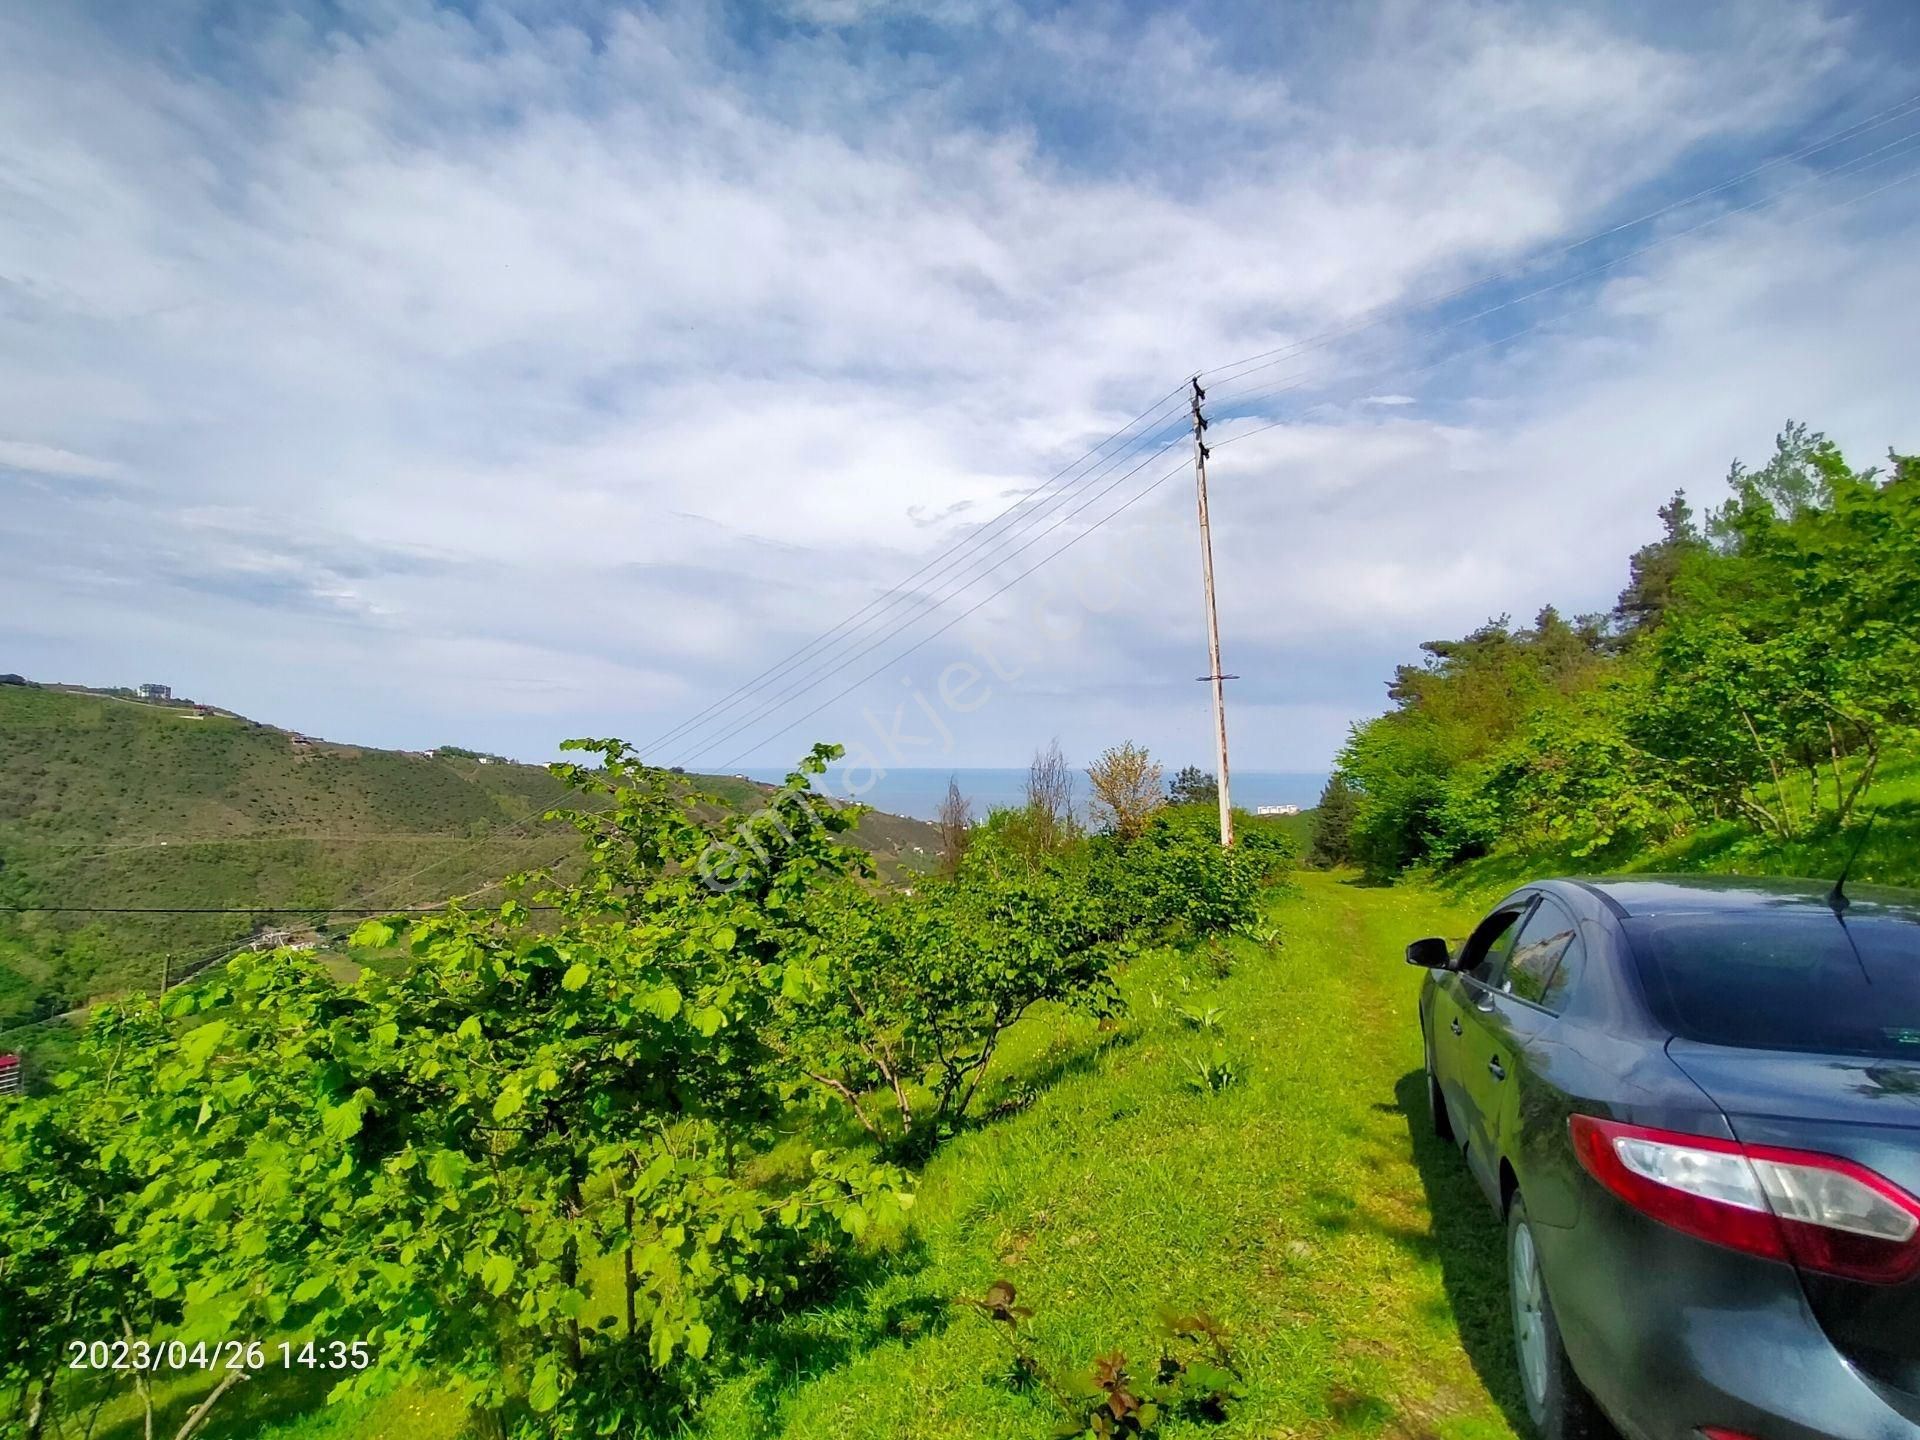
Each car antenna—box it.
[1827,809,1879,916]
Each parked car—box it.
[1407,875,1920,1440]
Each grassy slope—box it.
[0,684,939,1033]
[686,872,1517,1440]
[70,873,1520,1440]
[1435,746,1920,906]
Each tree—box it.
[1306,774,1357,867]
[1707,420,1834,548]
[1023,739,1076,853]
[769,799,1146,1150]
[1611,490,1703,638]
[11,743,913,1440]
[937,775,972,875]
[0,1034,171,1440]
[1336,423,1916,877]
[1167,765,1218,808]
[1086,743,1164,842]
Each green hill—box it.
[0,681,940,1037]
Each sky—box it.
[3,0,1918,788]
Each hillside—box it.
[0,681,940,1035]
[1323,424,1917,896]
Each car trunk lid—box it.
[1669,1040,1920,1401]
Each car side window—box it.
[1503,897,1585,1012]
[1459,904,1529,987]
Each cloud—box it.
[0,0,1914,772]
[0,440,129,482]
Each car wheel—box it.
[1507,1194,1604,1440]
[1425,1032,1455,1142]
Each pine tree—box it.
[1167,764,1218,807]
[1307,774,1358,868]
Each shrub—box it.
[1087,743,1164,841]
[1088,805,1270,939]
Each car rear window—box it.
[1627,912,1920,1059]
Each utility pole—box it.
[1190,378,1235,847]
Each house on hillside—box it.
[1254,803,1301,816]
[0,1054,22,1097]
[138,682,172,701]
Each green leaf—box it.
[179,1019,228,1069]
[350,919,397,950]
[562,962,591,992]
[322,1093,369,1144]
[492,1088,524,1122]
[426,1151,469,1192]
[481,1252,516,1296]
[527,1355,561,1412]
[456,1015,483,1042]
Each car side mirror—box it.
[1405,936,1451,969]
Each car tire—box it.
[1507,1194,1605,1440]
[1425,1033,1455,1142]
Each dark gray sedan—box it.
[1409,875,1920,1440]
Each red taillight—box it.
[1570,1115,1920,1285]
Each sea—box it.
[739,766,1327,824]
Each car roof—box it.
[1565,873,1920,922]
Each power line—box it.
[704,130,1920,771]
[1195,119,1920,449]
[681,426,1196,769]
[707,451,1198,771]
[673,423,1195,769]
[642,380,1196,759]
[3,833,565,854]
[658,401,1198,768]
[1196,89,1920,394]
[656,99,1920,773]
[1209,141,1920,455]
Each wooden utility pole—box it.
[1190,378,1235,847]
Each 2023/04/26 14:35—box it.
[65,1338,375,1372]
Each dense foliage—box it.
[1,739,1289,1439]
[1335,425,1918,878]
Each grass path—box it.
[691,873,1526,1440]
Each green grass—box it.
[55,874,1524,1440]
[680,872,1518,1440]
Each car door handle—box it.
[1488,1057,1506,1081]
[1450,1017,1463,1037]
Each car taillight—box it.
[1570,1115,1920,1285]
